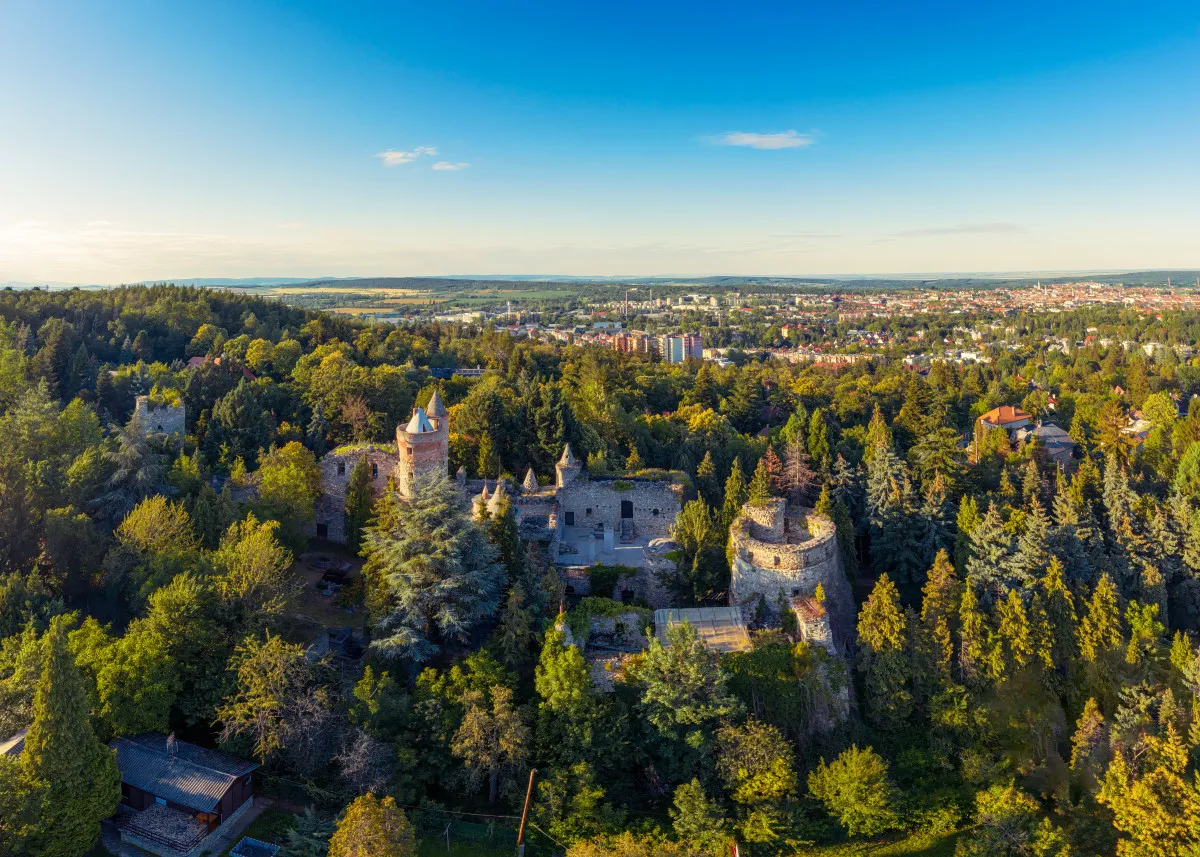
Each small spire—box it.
[480,480,490,500]
[559,444,577,467]
[523,468,538,492]
[426,388,448,418]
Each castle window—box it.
[774,556,781,567]
[792,588,801,597]
[585,508,592,517]
[337,462,345,476]
[371,463,378,478]
[652,508,659,517]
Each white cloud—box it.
[714,130,814,150]
[432,161,470,171]
[375,146,438,166]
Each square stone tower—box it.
[395,389,449,499]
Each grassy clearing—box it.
[417,839,514,857]
[793,829,963,856]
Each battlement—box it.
[728,499,851,651]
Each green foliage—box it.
[808,745,900,839]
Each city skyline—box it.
[2,0,1200,282]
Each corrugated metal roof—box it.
[111,734,258,813]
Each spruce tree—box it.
[1039,557,1080,672]
[807,408,831,469]
[959,583,987,685]
[19,619,120,857]
[696,450,718,505]
[920,550,961,680]
[965,503,1015,605]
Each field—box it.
[795,829,963,857]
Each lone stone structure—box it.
[133,394,185,438]
[728,498,853,652]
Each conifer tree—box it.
[920,550,961,680]
[362,473,505,663]
[966,503,1015,604]
[344,454,374,554]
[18,619,120,857]
[1069,697,1107,794]
[996,589,1035,677]
[863,404,892,465]
[761,445,783,494]
[954,494,980,573]
[857,574,912,730]
[1039,557,1080,672]
[747,456,773,503]
[807,408,831,470]
[1079,574,1123,663]
[720,458,748,530]
[959,583,987,685]
[696,450,718,505]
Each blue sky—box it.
[2,0,1199,281]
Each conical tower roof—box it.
[559,444,577,467]
[426,389,448,418]
[523,468,539,492]
[480,480,491,501]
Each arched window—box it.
[371,462,379,478]
[652,508,659,517]
[336,462,345,476]
[774,556,781,567]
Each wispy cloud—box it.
[431,161,470,171]
[713,130,814,150]
[375,146,438,166]
[886,222,1023,240]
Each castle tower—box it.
[395,403,449,500]
[555,444,581,488]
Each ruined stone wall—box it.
[729,505,854,649]
[556,478,681,540]
[133,395,185,437]
[314,445,396,543]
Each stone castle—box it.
[314,391,683,572]
[133,394,186,438]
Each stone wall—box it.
[729,503,854,650]
[133,396,185,437]
[314,445,395,543]
[395,422,448,500]
[556,478,681,540]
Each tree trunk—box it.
[489,770,499,805]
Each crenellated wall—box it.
[729,502,853,650]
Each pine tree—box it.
[18,619,120,857]
[344,454,374,554]
[917,473,953,571]
[1009,499,1051,588]
[920,550,961,681]
[747,456,773,503]
[362,473,505,663]
[1079,574,1123,663]
[959,583,987,685]
[781,441,816,505]
[1039,557,1079,672]
[487,494,524,583]
[720,458,748,530]
[857,575,913,730]
[808,408,831,469]
[696,450,718,505]
[996,589,1035,676]
[1069,697,1107,793]
[494,586,534,670]
[761,445,783,494]
[954,494,980,573]
[864,404,893,465]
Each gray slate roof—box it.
[111,733,258,813]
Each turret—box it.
[556,444,581,488]
[395,404,449,500]
[425,389,448,431]
[522,468,539,493]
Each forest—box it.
[3,283,1200,856]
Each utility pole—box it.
[516,768,537,856]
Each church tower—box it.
[395,389,449,499]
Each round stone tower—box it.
[728,498,853,649]
[555,444,581,488]
[395,390,449,500]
